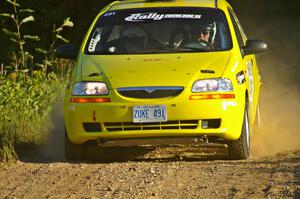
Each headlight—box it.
[192,78,233,92]
[72,82,109,96]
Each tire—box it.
[65,130,85,161]
[228,106,250,160]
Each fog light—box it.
[201,119,221,129]
[202,120,209,129]
[83,122,102,132]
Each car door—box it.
[228,8,262,126]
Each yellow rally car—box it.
[56,0,267,160]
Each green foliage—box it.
[0,0,72,75]
[36,17,74,74]
[0,73,65,162]
[1,0,39,71]
[0,0,74,162]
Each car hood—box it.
[80,52,231,89]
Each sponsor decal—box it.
[200,70,215,74]
[222,101,237,111]
[104,12,116,17]
[236,71,246,84]
[246,61,254,102]
[125,13,202,22]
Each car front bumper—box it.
[64,91,245,144]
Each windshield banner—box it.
[125,12,202,22]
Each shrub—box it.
[0,72,65,161]
[0,0,73,161]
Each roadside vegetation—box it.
[0,0,73,162]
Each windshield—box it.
[85,7,232,54]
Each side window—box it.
[230,9,247,42]
[228,8,244,48]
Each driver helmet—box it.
[193,23,216,45]
[200,23,214,32]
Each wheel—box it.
[227,106,250,160]
[65,130,85,161]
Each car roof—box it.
[109,0,230,11]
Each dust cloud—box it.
[251,59,300,158]
[235,0,300,158]
[40,92,65,160]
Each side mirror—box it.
[242,40,268,56]
[55,44,78,60]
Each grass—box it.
[0,0,73,162]
[0,72,66,162]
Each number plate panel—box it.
[133,105,167,123]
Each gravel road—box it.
[1,1,299,198]
[0,146,299,199]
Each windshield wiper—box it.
[95,50,117,55]
[129,47,199,54]
[178,46,210,52]
[92,46,209,55]
[158,46,210,52]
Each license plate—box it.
[133,105,167,123]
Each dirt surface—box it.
[1,93,298,199]
[1,0,299,198]
[0,146,299,199]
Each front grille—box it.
[104,120,199,132]
[117,86,184,99]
